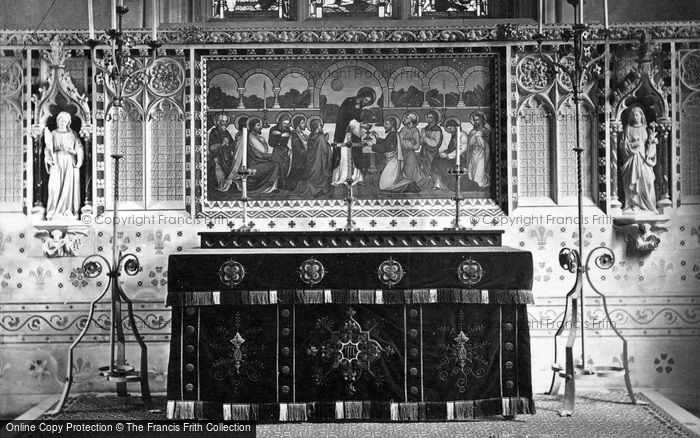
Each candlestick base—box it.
[338,222,361,232]
[444,224,468,231]
[86,39,100,49]
[147,39,163,53]
[237,223,257,232]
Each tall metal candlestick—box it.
[237,128,254,231]
[536,0,636,417]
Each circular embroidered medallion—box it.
[457,258,484,286]
[299,258,325,286]
[378,258,404,287]
[219,259,245,287]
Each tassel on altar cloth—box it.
[454,401,475,419]
[166,401,196,419]
[223,403,257,421]
[358,290,375,304]
[279,403,308,421]
[335,402,344,419]
[167,288,534,306]
[167,399,535,421]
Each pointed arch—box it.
[147,98,186,209]
[517,95,554,203]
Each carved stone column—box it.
[609,121,623,212]
[237,87,246,109]
[656,119,672,212]
[30,124,46,220]
[79,125,94,217]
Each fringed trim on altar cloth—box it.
[169,398,535,422]
[166,289,534,306]
[166,401,201,419]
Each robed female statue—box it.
[44,111,84,220]
[619,106,657,213]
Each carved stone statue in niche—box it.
[619,106,658,214]
[43,111,84,221]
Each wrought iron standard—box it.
[535,0,636,416]
[46,156,153,415]
[46,5,155,416]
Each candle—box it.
[152,0,158,40]
[242,127,248,169]
[442,78,446,108]
[111,0,117,29]
[263,81,267,110]
[604,0,609,29]
[578,0,584,24]
[241,128,248,199]
[538,0,543,34]
[87,0,95,39]
[455,128,461,168]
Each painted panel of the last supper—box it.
[203,52,497,202]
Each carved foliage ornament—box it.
[148,57,185,97]
[457,258,483,286]
[3,23,700,46]
[0,59,22,96]
[219,259,245,287]
[517,55,554,92]
[299,258,326,286]
[680,51,700,91]
[378,258,404,287]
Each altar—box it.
[165,230,535,422]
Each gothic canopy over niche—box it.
[31,36,93,221]
[196,47,507,220]
[610,41,673,216]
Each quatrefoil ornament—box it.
[299,258,326,286]
[219,259,245,288]
[457,258,483,286]
[378,258,404,288]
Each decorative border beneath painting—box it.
[194,47,508,222]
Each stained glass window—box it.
[308,0,391,18]
[213,0,290,19]
[413,0,487,17]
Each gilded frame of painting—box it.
[193,47,508,225]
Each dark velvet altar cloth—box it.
[165,236,535,422]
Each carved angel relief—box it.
[34,228,88,258]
